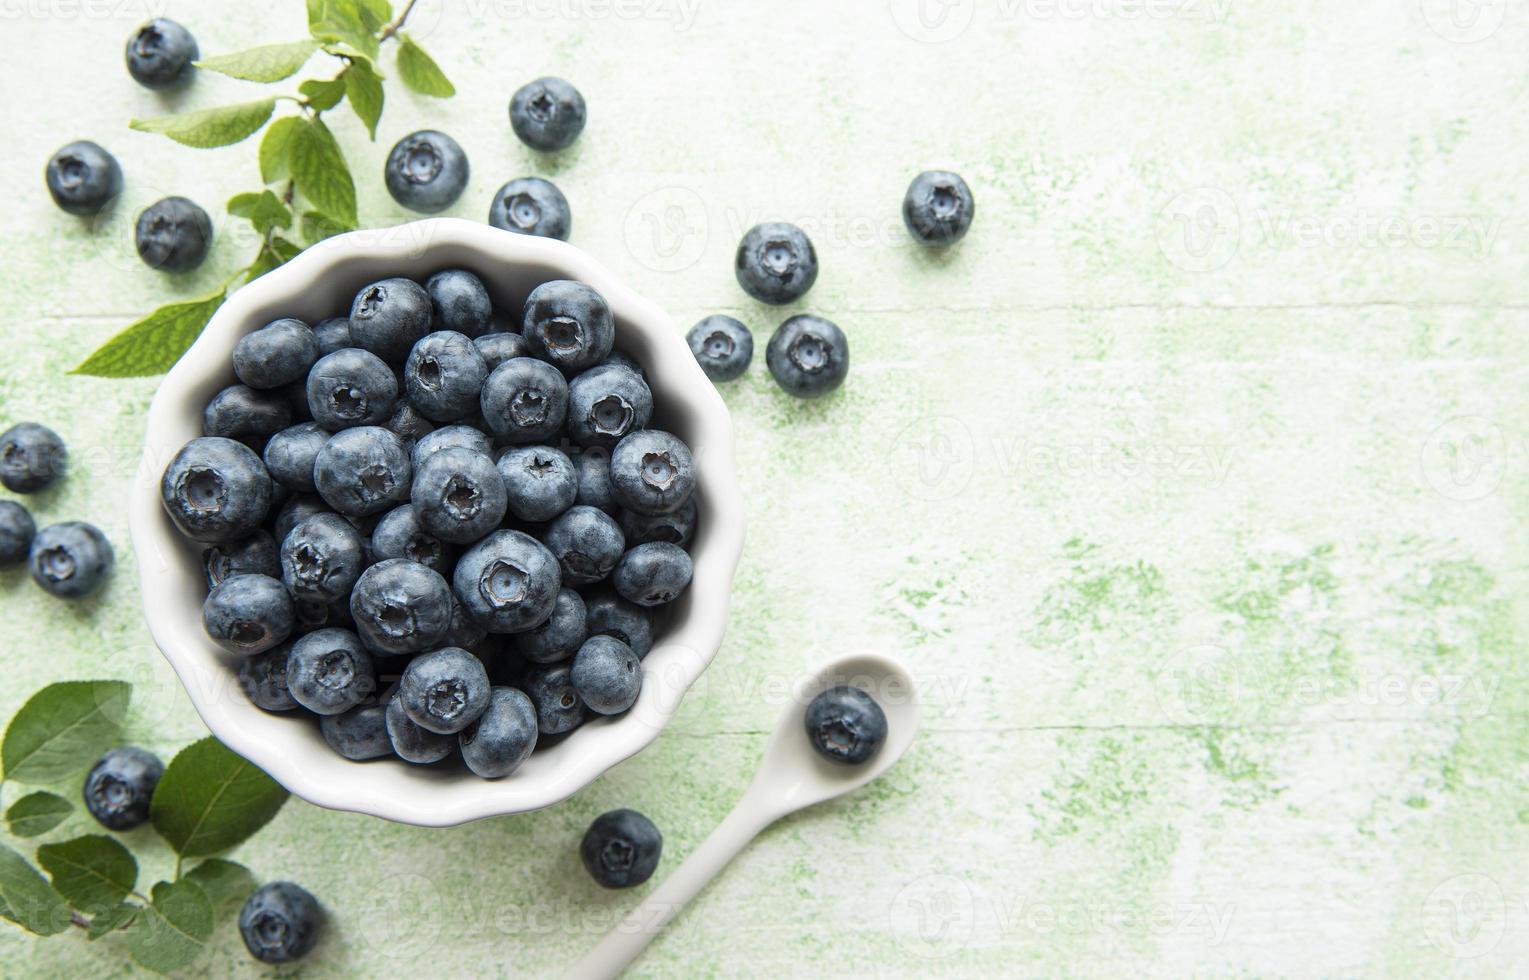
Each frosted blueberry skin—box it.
[239,643,299,712]
[487,177,571,241]
[521,280,615,375]
[734,222,817,304]
[279,512,366,605]
[498,445,578,523]
[523,662,585,735]
[274,495,329,544]
[319,703,392,762]
[405,331,488,422]
[474,331,533,372]
[452,529,561,633]
[620,496,697,548]
[573,448,618,515]
[399,647,492,735]
[203,530,280,588]
[263,422,330,494]
[581,809,662,889]
[566,364,652,449]
[45,141,122,216]
[384,130,470,214]
[609,430,695,516]
[386,693,457,764]
[135,196,212,272]
[306,348,399,431]
[612,541,693,607]
[350,559,454,655]
[286,628,375,715]
[804,686,888,765]
[162,437,273,543]
[686,315,753,382]
[370,504,456,573]
[348,277,433,362]
[202,573,294,655]
[234,318,321,390]
[0,422,67,494]
[766,314,849,399]
[513,587,588,664]
[125,18,198,90]
[583,590,654,658]
[508,76,587,152]
[203,384,292,449]
[0,501,36,565]
[29,522,114,599]
[312,317,353,356]
[385,399,436,447]
[479,357,569,445]
[460,687,539,778]
[411,447,507,545]
[239,882,323,964]
[542,505,624,586]
[312,426,412,518]
[570,635,642,714]
[902,170,975,247]
[83,747,164,830]
[410,424,492,473]
[427,269,494,338]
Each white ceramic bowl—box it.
[128,218,745,826]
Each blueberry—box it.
[262,422,330,494]
[427,269,493,337]
[286,628,375,715]
[384,130,470,213]
[487,177,571,240]
[203,384,292,448]
[571,636,642,715]
[584,590,654,658]
[620,496,697,548]
[45,141,122,216]
[0,422,67,493]
[686,315,753,382]
[83,748,163,831]
[412,447,506,544]
[514,588,587,664]
[405,331,488,422]
[410,424,492,474]
[384,400,436,447]
[613,542,693,607]
[320,703,391,761]
[735,222,817,304]
[239,882,322,964]
[202,573,294,655]
[370,504,455,572]
[349,278,433,362]
[203,530,279,588]
[274,495,329,544]
[580,809,662,889]
[306,348,399,431]
[399,647,491,734]
[460,687,538,778]
[452,530,560,633]
[521,280,614,374]
[350,559,453,655]
[523,662,584,735]
[766,314,849,398]
[136,196,212,272]
[602,350,645,378]
[29,522,113,599]
[480,357,569,444]
[239,644,298,712]
[573,448,618,515]
[280,513,366,604]
[443,596,489,649]
[125,18,197,89]
[385,693,456,764]
[542,505,624,586]
[509,76,587,152]
[804,686,887,765]
[161,437,272,543]
[609,430,695,516]
[312,317,353,356]
[0,501,36,565]
[232,318,319,389]
[498,445,578,523]
[567,364,652,448]
[295,597,353,633]
[313,426,412,517]
[474,331,533,372]
[902,170,975,246]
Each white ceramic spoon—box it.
[564,653,921,980]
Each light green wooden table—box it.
[2,0,1526,975]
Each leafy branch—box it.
[73,0,455,378]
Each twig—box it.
[380,0,419,42]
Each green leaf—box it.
[126,880,212,974]
[86,902,139,940]
[0,844,69,936]
[288,117,357,228]
[71,293,226,378]
[259,116,303,184]
[309,0,380,59]
[356,0,392,30]
[183,859,255,913]
[302,210,350,244]
[396,33,455,97]
[130,99,276,149]
[37,836,137,914]
[6,792,73,839]
[195,40,317,82]
[227,190,292,236]
[270,236,304,263]
[149,737,288,858]
[1,681,131,783]
[299,74,347,111]
[344,58,385,139]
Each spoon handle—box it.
[564,800,776,980]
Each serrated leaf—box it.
[309,0,380,59]
[6,793,73,839]
[259,116,303,184]
[86,902,139,940]
[149,737,288,858]
[396,33,455,97]
[0,844,69,936]
[37,836,137,915]
[344,58,385,139]
[1,681,131,783]
[302,210,350,244]
[300,74,347,111]
[195,40,318,82]
[289,117,357,228]
[227,190,292,237]
[72,293,226,378]
[126,880,212,974]
[130,99,276,149]
[183,859,255,913]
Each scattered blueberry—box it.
[584,590,654,658]
[523,662,584,735]
[509,77,587,152]
[474,331,532,372]
[384,130,470,214]
[0,501,36,565]
[203,384,293,448]
[370,504,455,572]
[203,531,279,589]
[239,882,322,964]
[280,513,366,604]
[82,747,163,831]
[609,430,695,516]
[405,331,488,421]
[286,628,375,715]
[488,177,571,240]
[521,280,615,374]
[399,647,491,734]
[262,422,330,494]
[234,319,320,390]
[514,587,588,663]
[902,170,975,246]
[480,357,569,444]
[804,686,888,765]
[580,809,662,889]
[29,522,113,598]
[686,315,753,382]
[203,573,294,655]
[162,437,272,543]
[452,529,560,632]
[620,496,696,548]
[542,505,624,586]
[313,426,412,517]
[460,686,538,778]
[412,446,506,544]
[350,559,453,655]
[0,422,67,493]
[239,644,298,712]
[766,314,849,398]
[567,364,651,448]
[312,317,353,356]
[427,269,493,338]
[125,18,197,89]
[136,196,212,272]
[305,348,398,431]
[735,222,817,304]
[349,278,433,362]
[45,141,122,216]
[570,635,641,714]
[385,693,456,764]
[612,542,693,607]
[498,445,578,523]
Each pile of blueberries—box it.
[158,267,699,779]
[0,423,116,599]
